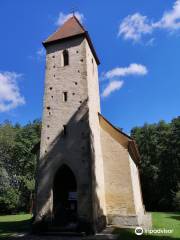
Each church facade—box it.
[34,16,151,233]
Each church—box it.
[34,16,151,233]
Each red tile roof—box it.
[43,16,100,65]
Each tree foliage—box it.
[131,117,180,211]
[0,120,40,214]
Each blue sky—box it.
[0,0,180,133]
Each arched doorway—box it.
[53,165,77,227]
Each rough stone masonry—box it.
[34,16,152,233]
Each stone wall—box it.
[85,40,107,230]
[35,31,148,231]
[100,126,136,219]
[36,36,94,226]
[129,155,145,224]
[99,116,150,227]
[35,35,107,232]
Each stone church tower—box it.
[35,16,151,233]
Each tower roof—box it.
[43,16,100,65]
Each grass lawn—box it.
[114,212,180,240]
[0,214,32,239]
[0,212,179,239]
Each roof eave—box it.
[98,113,133,140]
[128,140,141,165]
[98,113,141,165]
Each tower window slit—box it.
[63,49,69,66]
[63,92,68,102]
[92,58,94,74]
[63,125,67,136]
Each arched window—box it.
[63,49,69,66]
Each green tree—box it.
[0,120,41,214]
[131,117,180,211]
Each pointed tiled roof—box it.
[44,16,85,43]
[43,16,100,64]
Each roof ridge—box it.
[72,15,86,32]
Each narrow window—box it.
[63,92,68,102]
[63,49,69,66]
[92,58,94,74]
[63,125,67,136]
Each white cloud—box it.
[118,1,180,43]
[0,72,25,112]
[118,13,153,42]
[28,47,45,61]
[105,63,148,79]
[101,63,148,98]
[154,0,180,30]
[102,80,124,98]
[37,47,45,58]
[56,11,84,26]
[146,38,155,47]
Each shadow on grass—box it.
[166,212,180,222]
[0,218,31,239]
[168,215,180,221]
[113,228,179,240]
